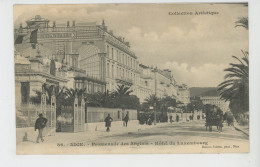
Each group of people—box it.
[104,112,129,132]
[169,115,180,123]
[33,112,130,143]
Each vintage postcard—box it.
[14,3,249,154]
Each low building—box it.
[15,50,68,105]
[14,48,106,105]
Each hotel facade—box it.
[200,96,230,112]
[14,15,184,105]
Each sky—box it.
[13,3,248,87]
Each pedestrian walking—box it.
[123,112,129,127]
[105,114,113,132]
[176,115,179,122]
[147,115,152,125]
[34,113,48,143]
[170,115,173,123]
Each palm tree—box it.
[29,83,66,104]
[217,51,249,115]
[113,84,133,109]
[235,17,248,30]
[144,94,160,108]
[113,84,133,97]
[64,88,86,106]
[86,90,115,108]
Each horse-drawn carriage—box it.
[205,107,223,132]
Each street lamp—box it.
[154,102,157,125]
[152,68,158,125]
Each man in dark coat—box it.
[105,114,113,132]
[169,115,173,123]
[176,115,179,122]
[35,113,48,143]
[124,113,129,127]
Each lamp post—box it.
[152,68,157,125]
[154,102,156,125]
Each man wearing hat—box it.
[35,113,48,143]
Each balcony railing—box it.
[115,76,133,85]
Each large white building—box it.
[14,15,182,105]
[136,64,178,103]
[200,96,230,112]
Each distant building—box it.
[136,64,153,103]
[136,64,178,103]
[177,84,190,105]
[200,96,230,112]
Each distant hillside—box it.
[200,89,220,96]
[189,87,219,97]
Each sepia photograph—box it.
[14,3,249,154]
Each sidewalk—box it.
[233,122,249,136]
[16,120,201,154]
[17,119,188,146]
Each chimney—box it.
[102,19,105,27]
[72,20,75,27]
[67,21,70,27]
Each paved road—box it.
[91,120,248,142]
[17,120,249,154]
[87,120,249,153]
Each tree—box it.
[113,84,133,97]
[120,95,140,110]
[187,96,204,113]
[30,83,66,105]
[144,94,160,108]
[217,51,249,116]
[86,90,116,108]
[113,84,139,109]
[217,16,249,118]
[63,87,86,106]
[235,17,248,30]
[159,96,176,112]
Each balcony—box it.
[115,77,133,86]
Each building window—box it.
[112,65,114,78]
[107,63,110,77]
[112,48,114,60]
[107,45,109,58]
[116,50,118,61]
